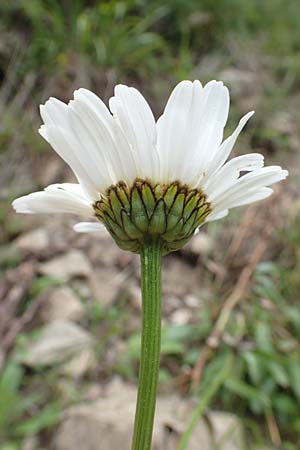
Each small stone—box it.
[87,234,123,267]
[163,259,201,298]
[54,383,136,450]
[163,295,182,315]
[89,267,121,306]
[62,347,96,377]
[22,320,93,368]
[53,385,245,450]
[206,411,243,450]
[15,227,49,253]
[39,250,91,281]
[83,383,104,402]
[184,295,200,308]
[40,286,84,322]
[170,308,192,325]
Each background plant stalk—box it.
[131,238,162,450]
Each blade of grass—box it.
[177,353,234,450]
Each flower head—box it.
[13,80,288,254]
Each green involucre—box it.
[93,179,211,255]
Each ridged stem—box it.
[131,238,162,450]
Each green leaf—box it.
[288,358,300,399]
[267,361,289,387]
[15,404,61,436]
[225,378,270,408]
[242,352,263,385]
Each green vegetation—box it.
[0,361,61,448]
[2,0,300,84]
[117,226,300,448]
[2,210,300,448]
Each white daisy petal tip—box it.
[12,198,32,214]
[240,110,255,126]
[241,110,255,124]
[73,88,84,99]
[192,79,202,88]
[38,124,47,138]
[12,184,93,216]
[73,222,106,233]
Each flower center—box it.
[93,179,211,255]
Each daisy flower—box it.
[13,80,288,254]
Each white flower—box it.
[13,80,288,245]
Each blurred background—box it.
[0,1,300,449]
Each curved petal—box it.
[72,89,137,184]
[211,166,288,212]
[67,101,118,186]
[157,80,230,184]
[40,90,137,197]
[204,111,255,181]
[205,153,264,201]
[40,97,70,129]
[220,187,274,210]
[12,183,93,216]
[109,84,159,180]
[39,124,100,199]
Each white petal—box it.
[45,183,89,198]
[12,183,93,216]
[73,222,106,233]
[188,81,230,178]
[67,101,118,186]
[157,80,201,182]
[205,111,255,179]
[74,89,116,128]
[40,124,101,199]
[109,84,159,180]
[157,80,229,184]
[72,89,137,184]
[40,96,103,198]
[205,153,264,201]
[206,209,229,222]
[40,92,136,198]
[212,187,274,213]
[40,97,70,129]
[212,167,288,212]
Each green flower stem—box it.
[132,238,162,450]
